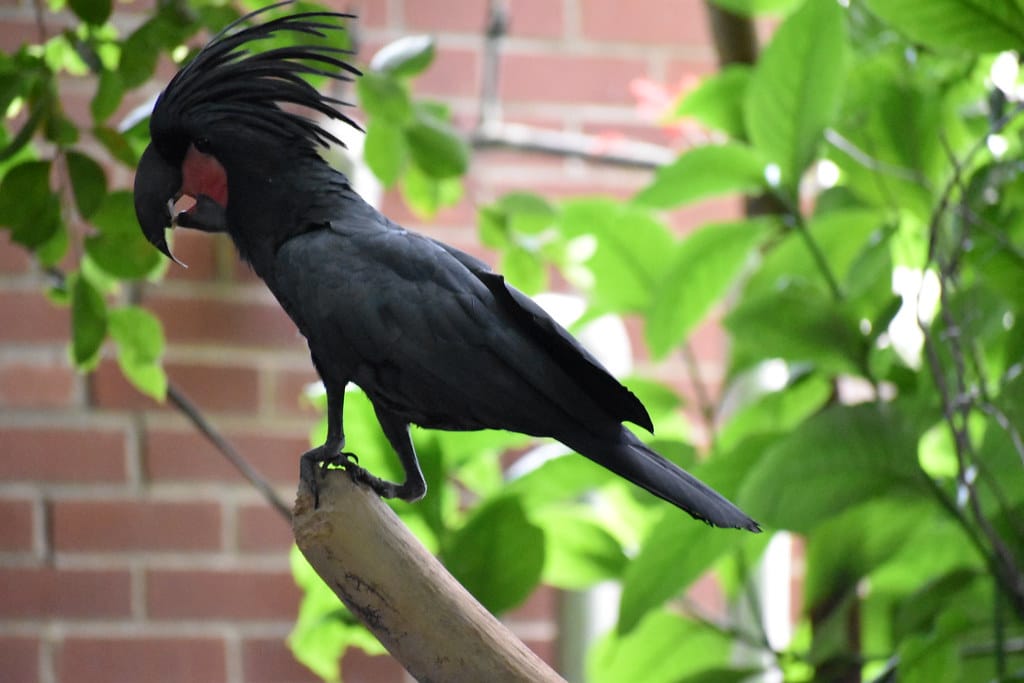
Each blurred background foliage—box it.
[3,0,1024,681]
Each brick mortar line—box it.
[359,25,716,60]
[46,553,292,571]
[0,620,300,639]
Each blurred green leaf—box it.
[0,160,62,249]
[369,35,436,78]
[108,306,166,401]
[590,610,733,683]
[804,498,932,607]
[357,70,412,125]
[618,506,745,633]
[501,245,546,294]
[363,119,407,186]
[501,192,558,235]
[710,0,802,15]
[406,106,469,179]
[288,546,386,683]
[68,0,111,26]
[863,0,1024,53]
[70,273,107,368]
[85,190,162,279]
[634,143,767,209]
[738,403,930,531]
[745,0,848,192]
[671,65,751,139]
[90,68,123,122]
[717,372,832,452]
[561,198,675,313]
[442,495,545,614]
[399,163,462,219]
[66,150,107,219]
[119,26,159,89]
[531,505,627,589]
[726,281,868,375]
[746,209,886,298]
[646,217,773,359]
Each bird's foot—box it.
[300,446,348,508]
[343,457,425,501]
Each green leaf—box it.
[501,246,546,294]
[442,495,545,614]
[68,0,111,25]
[362,119,407,186]
[356,70,412,125]
[500,192,558,235]
[65,150,107,219]
[590,611,733,683]
[0,160,62,249]
[737,403,929,531]
[803,498,932,607]
[646,217,773,358]
[671,65,752,139]
[506,454,616,510]
[710,0,803,15]
[108,306,166,400]
[119,27,159,89]
[71,273,107,368]
[85,190,162,279]
[744,0,848,193]
[725,281,868,375]
[399,163,462,219]
[90,68,123,122]
[531,506,627,589]
[634,143,767,209]
[618,507,746,633]
[288,546,386,683]
[405,107,469,179]
[717,372,832,452]
[746,208,888,297]
[863,0,1024,53]
[560,198,676,313]
[369,35,436,78]
[93,126,141,167]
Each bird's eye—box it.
[194,137,212,153]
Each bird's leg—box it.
[347,404,426,501]
[299,385,346,508]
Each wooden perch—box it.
[292,470,566,683]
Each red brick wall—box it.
[0,1,732,680]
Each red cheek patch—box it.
[181,144,228,207]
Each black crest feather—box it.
[151,1,361,150]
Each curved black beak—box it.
[134,144,186,266]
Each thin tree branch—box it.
[471,121,674,169]
[680,342,717,446]
[166,383,292,520]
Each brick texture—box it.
[146,569,301,620]
[0,636,40,683]
[55,638,227,683]
[0,1,735,681]
[0,568,132,618]
[52,500,222,552]
[0,426,127,482]
[0,498,34,552]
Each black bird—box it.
[132,6,760,532]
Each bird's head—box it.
[133,2,361,263]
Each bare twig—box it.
[915,127,1024,618]
[680,342,717,446]
[471,121,674,169]
[166,383,292,520]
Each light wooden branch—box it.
[292,470,566,683]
